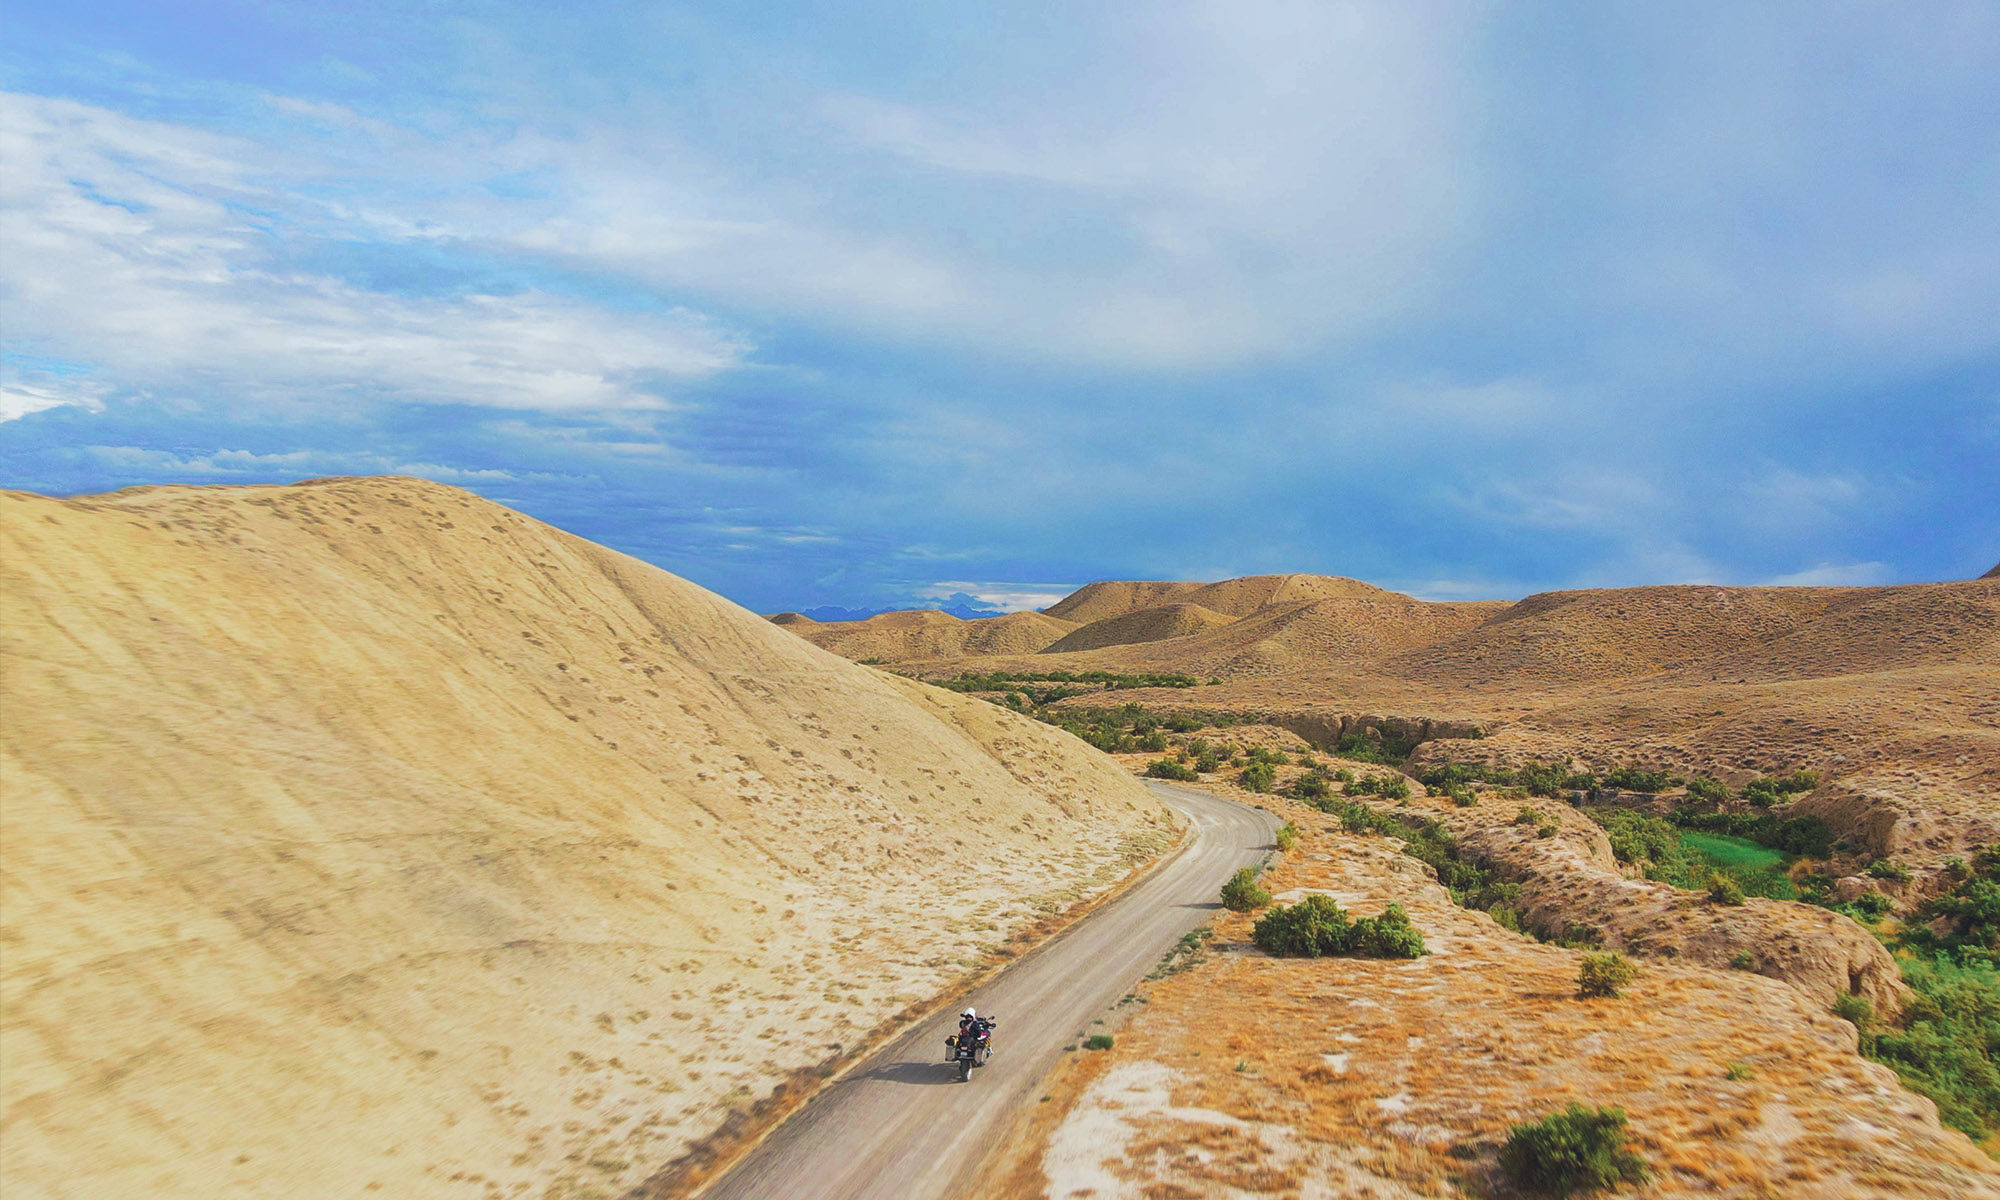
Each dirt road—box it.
[696,781,1277,1200]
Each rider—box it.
[959,1007,994,1050]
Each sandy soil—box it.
[0,478,1175,1199]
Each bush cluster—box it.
[1286,770,1334,801]
[1145,758,1199,781]
[1739,769,1820,807]
[1499,1104,1649,1196]
[1347,773,1411,800]
[1577,953,1638,998]
[1859,851,2000,1141]
[1238,761,1276,792]
[1865,858,1911,882]
[1601,765,1679,793]
[1252,896,1427,959]
[938,669,1200,693]
[1219,866,1272,912]
[1707,872,1746,905]
[1333,730,1422,765]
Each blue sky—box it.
[3,1,1996,614]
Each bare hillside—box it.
[1041,603,1236,654]
[785,607,1076,660]
[0,478,1171,1199]
[789,573,1999,870]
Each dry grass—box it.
[982,785,1999,1200]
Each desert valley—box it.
[3,475,1995,1199]
[781,567,2000,1196]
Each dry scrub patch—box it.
[984,792,1997,1200]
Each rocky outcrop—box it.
[1788,787,2000,864]
[1440,804,1909,1017]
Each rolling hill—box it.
[0,477,1170,1198]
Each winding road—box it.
[697,781,1277,1200]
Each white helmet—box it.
[961,1008,975,1018]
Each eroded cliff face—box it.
[1444,810,1907,1016]
[0,478,1172,1199]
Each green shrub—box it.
[1865,858,1911,882]
[1852,890,1892,920]
[1449,786,1477,807]
[1602,765,1678,793]
[1239,762,1276,793]
[1347,773,1411,800]
[1729,950,1754,970]
[1350,903,1429,958]
[1219,866,1272,912]
[1871,956,2000,1139]
[1707,872,1746,905]
[1252,896,1426,959]
[1684,776,1731,804]
[1514,806,1544,826]
[1577,953,1638,998]
[1416,762,1483,791]
[1333,731,1421,764]
[1287,771,1333,801]
[1084,1034,1115,1050]
[1499,1104,1648,1196]
[1275,821,1299,852]
[1833,994,1873,1027]
[1555,923,1601,949]
[1252,894,1350,956]
[1145,758,1198,781]
[1725,1061,1754,1081]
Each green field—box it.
[1672,831,1797,899]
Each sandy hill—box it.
[1041,580,1207,624]
[1041,603,1237,654]
[1384,584,1868,686]
[768,610,815,625]
[1129,593,1510,675]
[0,477,1170,1199]
[781,607,1076,660]
[1042,573,1387,626]
[801,572,1999,870]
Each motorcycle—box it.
[944,1017,996,1082]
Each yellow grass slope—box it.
[1041,573,1386,626]
[0,477,1168,1199]
[787,607,1076,660]
[1040,603,1237,654]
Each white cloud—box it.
[916,581,1081,613]
[0,376,105,422]
[1736,467,1877,538]
[80,444,548,484]
[1763,561,1892,587]
[497,1,1480,367]
[0,92,750,417]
